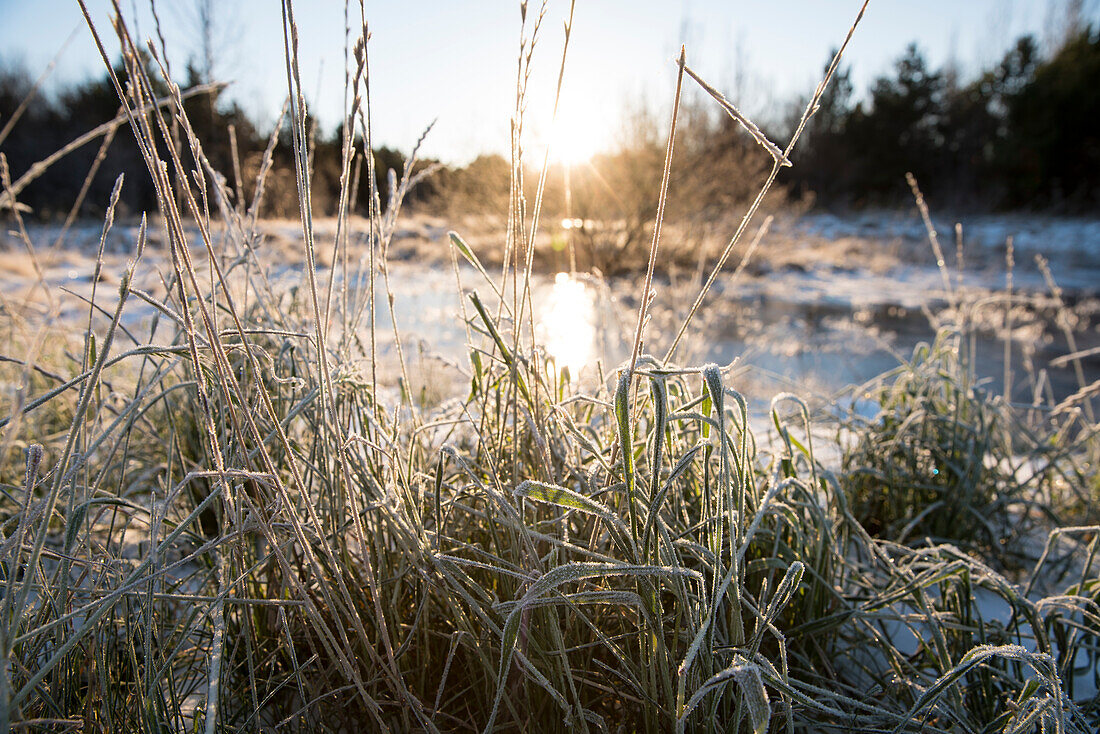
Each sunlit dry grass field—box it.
[0,1,1098,732]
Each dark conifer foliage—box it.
[782,29,1100,210]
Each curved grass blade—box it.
[513,480,626,532]
[678,656,770,734]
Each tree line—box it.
[783,27,1100,210]
[1,25,1098,222]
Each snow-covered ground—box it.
[791,209,1100,293]
[3,211,1098,406]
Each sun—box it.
[545,110,601,167]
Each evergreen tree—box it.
[844,43,945,202]
[1005,26,1100,207]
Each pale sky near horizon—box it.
[1,0,1098,164]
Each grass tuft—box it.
[0,1,1096,732]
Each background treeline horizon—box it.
[1,24,1098,224]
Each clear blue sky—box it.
[1,1,1097,164]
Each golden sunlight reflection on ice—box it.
[539,272,596,376]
